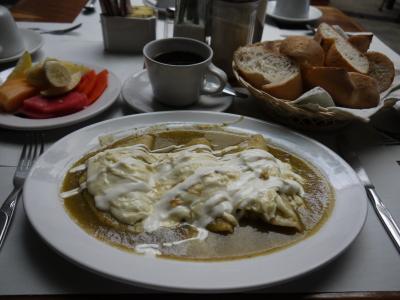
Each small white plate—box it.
[0,63,121,130]
[0,28,44,64]
[121,70,233,113]
[267,1,323,24]
[24,111,367,292]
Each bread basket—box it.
[232,62,399,131]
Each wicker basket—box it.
[232,62,355,131]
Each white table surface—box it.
[1,1,400,295]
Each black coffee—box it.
[153,51,205,65]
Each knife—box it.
[338,136,400,253]
[0,189,21,250]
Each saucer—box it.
[0,28,44,64]
[121,70,233,113]
[267,1,322,24]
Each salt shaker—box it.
[210,0,260,78]
[164,6,175,38]
[173,0,208,42]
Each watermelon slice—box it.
[20,92,88,118]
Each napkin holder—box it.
[100,14,156,53]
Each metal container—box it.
[100,14,156,53]
[253,0,267,43]
[173,0,208,41]
[210,0,259,78]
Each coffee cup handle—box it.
[201,64,227,95]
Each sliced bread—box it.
[314,22,344,51]
[233,44,271,88]
[366,51,395,93]
[234,44,303,100]
[348,34,373,53]
[314,23,370,74]
[325,39,369,74]
[279,36,325,67]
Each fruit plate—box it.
[0,63,121,131]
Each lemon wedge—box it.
[44,61,71,88]
[6,51,32,82]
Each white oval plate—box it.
[23,111,367,292]
[0,63,121,130]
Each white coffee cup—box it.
[0,5,25,59]
[143,37,227,107]
[274,0,310,19]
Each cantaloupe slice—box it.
[0,79,39,112]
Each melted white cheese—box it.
[81,141,305,233]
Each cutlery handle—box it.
[366,187,400,253]
[0,188,21,250]
[201,64,228,95]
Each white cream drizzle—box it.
[69,164,86,173]
[135,244,161,257]
[163,227,209,247]
[134,226,209,256]
[72,140,305,235]
[60,182,87,198]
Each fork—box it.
[379,132,400,146]
[28,23,82,35]
[0,134,44,250]
[373,125,400,146]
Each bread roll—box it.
[232,24,392,108]
[279,36,325,66]
[262,72,303,100]
[348,34,373,53]
[366,51,395,93]
[262,40,282,54]
[346,72,380,108]
[302,66,354,105]
[325,40,369,74]
[303,66,379,108]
